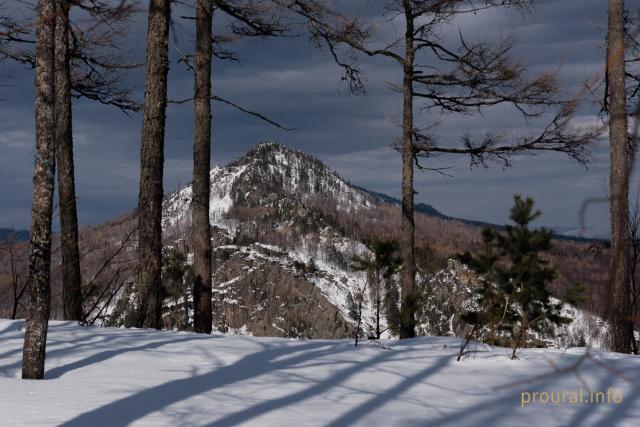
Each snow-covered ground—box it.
[1,320,639,426]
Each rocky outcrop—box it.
[416,259,480,337]
[211,244,350,338]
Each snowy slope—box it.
[162,164,248,231]
[1,320,639,427]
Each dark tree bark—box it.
[399,0,416,339]
[22,0,56,380]
[10,246,20,318]
[192,0,213,334]
[137,0,171,330]
[374,271,382,339]
[606,0,634,353]
[55,0,82,321]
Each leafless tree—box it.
[605,0,634,354]
[571,4,640,353]
[282,0,600,338]
[56,0,135,322]
[628,187,640,354]
[55,0,82,321]
[172,0,287,334]
[137,0,171,329]
[353,283,366,347]
[22,0,57,380]
[191,0,215,334]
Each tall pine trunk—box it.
[399,2,416,339]
[607,0,633,353]
[137,0,171,329]
[55,0,82,321]
[22,0,57,380]
[375,279,381,339]
[192,0,213,334]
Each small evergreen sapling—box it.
[456,228,502,360]
[457,196,577,360]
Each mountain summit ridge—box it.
[162,141,376,233]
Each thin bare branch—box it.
[168,95,294,130]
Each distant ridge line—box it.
[353,186,606,244]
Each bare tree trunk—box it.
[183,265,193,329]
[607,0,633,353]
[629,207,639,354]
[11,297,19,320]
[137,0,171,329]
[22,0,56,380]
[399,1,416,339]
[192,0,213,334]
[511,317,528,360]
[8,244,17,319]
[11,278,28,320]
[355,290,364,347]
[375,295,381,339]
[55,0,82,321]
[375,271,381,339]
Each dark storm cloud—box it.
[0,0,629,231]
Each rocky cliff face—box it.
[211,243,350,339]
[415,259,480,338]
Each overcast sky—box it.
[0,0,635,232]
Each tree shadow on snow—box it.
[58,338,455,427]
[0,323,213,380]
[46,334,214,379]
[399,352,640,427]
[59,340,347,426]
[0,319,25,335]
[0,324,111,373]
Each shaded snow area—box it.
[1,321,640,426]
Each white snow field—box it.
[1,320,639,426]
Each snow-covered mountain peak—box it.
[162,142,375,231]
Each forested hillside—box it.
[0,143,610,345]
